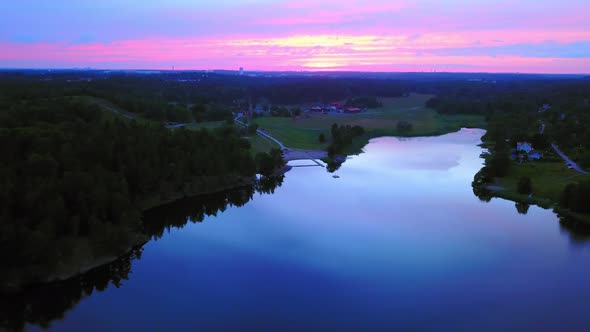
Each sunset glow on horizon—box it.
[1,0,589,73]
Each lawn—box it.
[247,134,281,155]
[495,161,590,203]
[253,118,330,150]
[252,94,485,151]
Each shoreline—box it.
[8,128,552,294]
[1,175,260,294]
[341,126,484,156]
[474,171,590,225]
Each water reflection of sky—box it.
[32,129,590,332]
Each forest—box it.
[0,86,284,290]
[0,71,408,123]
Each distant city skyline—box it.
[1,0,589,73]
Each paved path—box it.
[101,104,136,120]
[234,114,332,162]
[234,114,285,150]
[256,130,285,150]
[551,144,590,174]
[165,123,191,129]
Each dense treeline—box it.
[249,77,406,104]
[269,105,301,117]
[0,72,407,123]
[0,96,283,288]
[424,79,589,163]
[561,181,590,214]
[425,80,589,139]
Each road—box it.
[165,123,190,129]
[234,114,286,150]
[551,143,590,175]
[100,102,194,128]
[100,104,136,120]
[540,121,588,174]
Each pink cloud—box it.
[1,29,589,73]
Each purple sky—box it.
[1,0,589,73]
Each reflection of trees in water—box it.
[471,169,493,202]
[0,177,283,331]
[326,160,343,173]
[472,186,492,203]
[145,176,283,240]
[559,216,590,245]
[471,166,590,246]
[256,175,284,194]
[0,247,142,332]
[515,202,530,215]
[144,186,256,240]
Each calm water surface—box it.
[24,129,590,331]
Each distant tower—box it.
[239,67,244,76]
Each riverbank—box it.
[473,168,590,225]
[1,175,261,293]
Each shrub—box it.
[517,176,533,195]
[397,120,413,132]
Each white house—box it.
[516,142,533,154]
[529,151,543,160]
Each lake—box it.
[11,128,590,331]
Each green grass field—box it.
[494,162,590,203]
[247,135,281,154]
[252,94,486,151]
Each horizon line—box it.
[0,67,588,76]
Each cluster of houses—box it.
[233,99,368,117]
[308,102,364,114]
[513,142,543,161]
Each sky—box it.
[1,0,589,73]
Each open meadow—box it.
[493,161,590,205]
[252,94,486,151]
